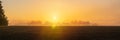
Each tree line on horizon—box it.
[20,20,98,26]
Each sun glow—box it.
[51,14,59,29]
[51,12,59,29]
[52,16,58,22]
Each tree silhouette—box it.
[0,1,8,26]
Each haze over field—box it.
[1,0,120,26]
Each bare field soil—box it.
[0,26,120,40]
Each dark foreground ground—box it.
[0,26,120,40]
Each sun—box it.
[47,11,60,29]
[52,16,58,22]
[50,14,59,29]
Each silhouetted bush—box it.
[0,1,8,26]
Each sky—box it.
[1,0,120,26]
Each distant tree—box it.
[0,1,8,26]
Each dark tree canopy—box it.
[0,1,8,26]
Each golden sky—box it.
[1,0,120,26]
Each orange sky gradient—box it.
[1,0,120,26]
